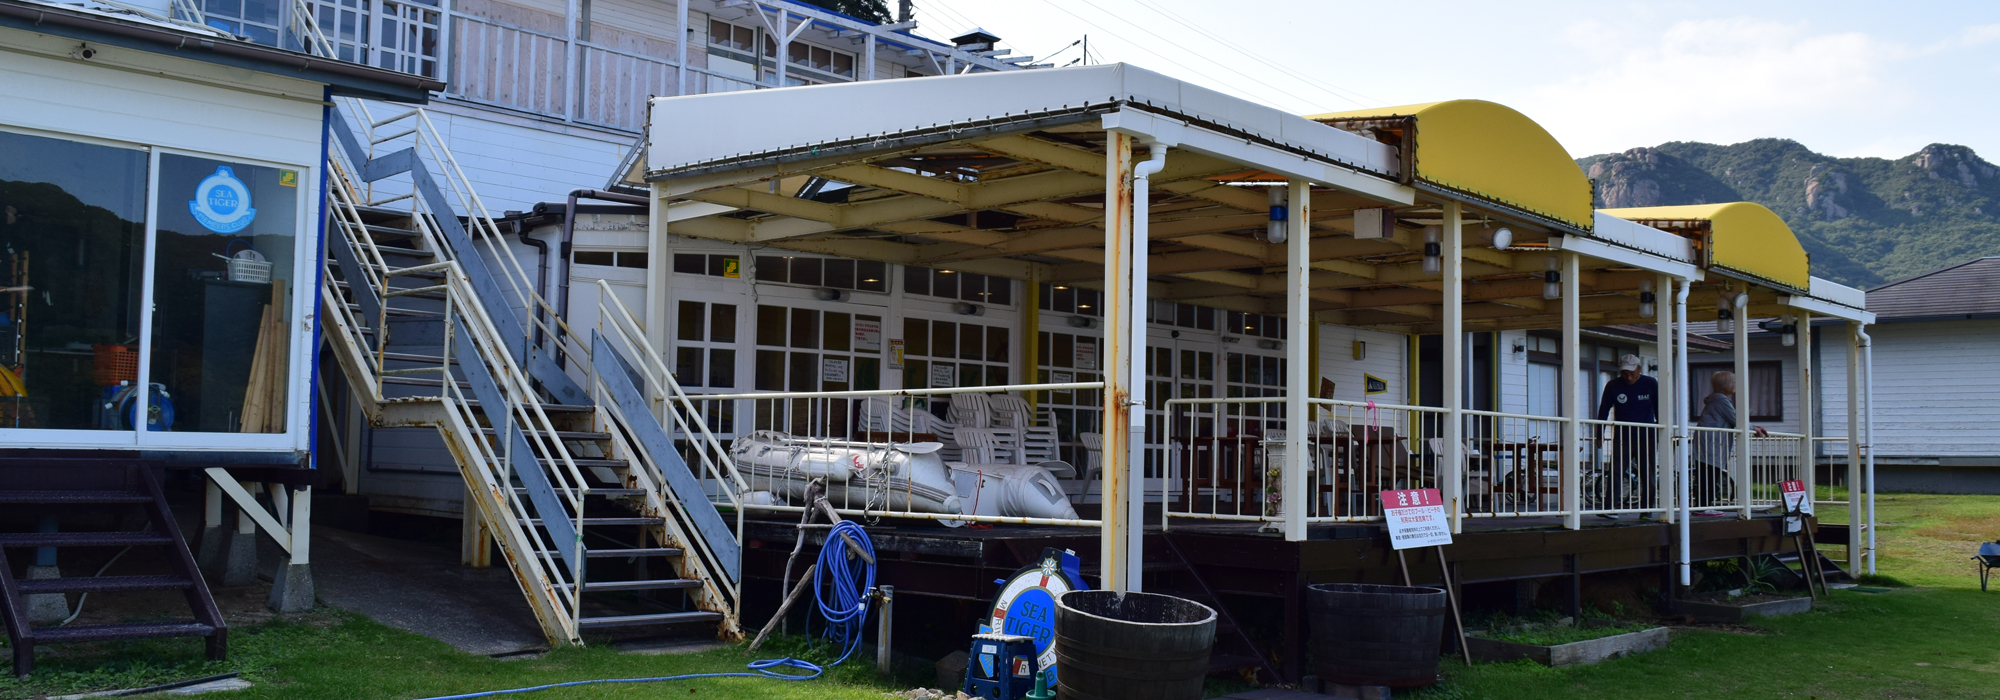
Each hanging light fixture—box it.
[1760,318,1797,346]
[1542,256,1561,300]
[1422,226,1441,275]
[1715,295,1735,334]
[1638,279,1656,318]
[1485,226,1514,250]
[1266,187,1288,244]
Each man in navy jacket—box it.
[1594,355,1658,519]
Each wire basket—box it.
[93,344,139,386]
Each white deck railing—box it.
[679,383,1107,527]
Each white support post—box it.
[674,0,689,95]
[1733,283,1751,520]
[562,0,578,120]
[205,478,224,530]
[863,34,876,81]
[1846,321,1863,570]
[271,484,291,529]
[1283,178,1311,542]
[1560,251,1581,530]
[1861,324,1876,574]
[1100,132,1135,593]
[1796,311,1814,499]
[1124,140,1165,585]
[1441,202,1464,533]
[646,192,669,360]
[1655,273,1674,519]
[290,486,311,565]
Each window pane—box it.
[756,305,785,346]
[960,272,984,302]
[151,153,300,433]
[791,257,822,287]
[788,351,816,391]
[903,265,929,296]
[755,255,787,282]
[789,307,816,348]
[854,357,879,391]
[710,304,736,343]
[824,311,850,352]
[1052,285,1074,312]
[754,349,784,390]
[708,255,737,278]
[932,320,956,358]
[615,251,648,269]
[959,323,982,361]
[824,259,855,289]
[857,260,887,292]
[709,349,735,388]
[1053,334,1073,369]
[0,131,148,430]
[987,327,1008,365]
[677,300,704,341]
[675,253,706,274]
[903,318,928,356]
[931,269,958,298]
[988,277,1011,305]
[1077,288,1099,315]
[574,250,613,266]
[675,347,703,386]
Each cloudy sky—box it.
[913,0,2000,161]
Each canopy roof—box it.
[1602,202,1811,294]
[643,65,1851,333]
[1311,101,1595,234]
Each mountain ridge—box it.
[1578,139,2000,288]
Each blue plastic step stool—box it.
[963,633,1040,700]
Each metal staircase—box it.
[303,4,745,645]
[0,462,227,678]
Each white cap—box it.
[1619,354,1642,371]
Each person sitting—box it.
[1694,371,1767,515]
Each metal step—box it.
[364,223,420,240]
[511,487,646,498]
[348,204,415,224]
[585,547,684,559]
[576,611,723,629]
[374,245,436,260]
[17,574,192,594]
[0,490,150,504]
[577,579,703,593]
[0,532,174,548]
[32,621,218,643]
[480,427,613,441]
[347,303,444,319]
[523,517,664,527]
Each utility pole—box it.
[898,0,912,23]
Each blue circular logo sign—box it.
[188,166,257,233]
[1001,587,1057,650]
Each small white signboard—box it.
[930,363,957,388]
[822,357,850,383]
[1380,488,1452,550]
[1780,479,1813,515]
[1074,340,1097,370]
[853,318,883,352]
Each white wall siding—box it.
[1821,319,2000,459]
[1318,324,1405,404]
[419,102,631,212]
[1497,330,1529,414]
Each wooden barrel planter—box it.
[1053,590,1216,700]
[1307,583,1448,688]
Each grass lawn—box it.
[4,492,1997,699]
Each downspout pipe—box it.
[1125,141,1167,589]
[1675,277,1692,586]
[513,218,551,349]
[558,188,649,347]
[1857,324,1876,575]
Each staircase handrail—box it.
[322,165,590,636]
[593,279,748,495]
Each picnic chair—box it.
[1977,541,2000,591]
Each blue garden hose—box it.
[409,523,877,700]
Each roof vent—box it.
[951,28,1001,47]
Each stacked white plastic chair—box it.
[986,394,1057,465]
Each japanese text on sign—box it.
[1780,480,1813,515]
[1380,488,1452,549]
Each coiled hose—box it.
[409,523,877,700]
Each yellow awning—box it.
[1310,100,1594,233]
[1602,202,1811,293]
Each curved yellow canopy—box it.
[1310,100,1594,233]
[1602,202,1811,293]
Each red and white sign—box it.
[1380,488,1453,549]
[1780,480,1813,515]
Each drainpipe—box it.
[1125,141,1167,589]
[559,188,650,343]
[1674,278,1692,586]
[514,218,551,349]
[1857,323,1875,575]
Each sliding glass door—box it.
[0,128,309,448]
